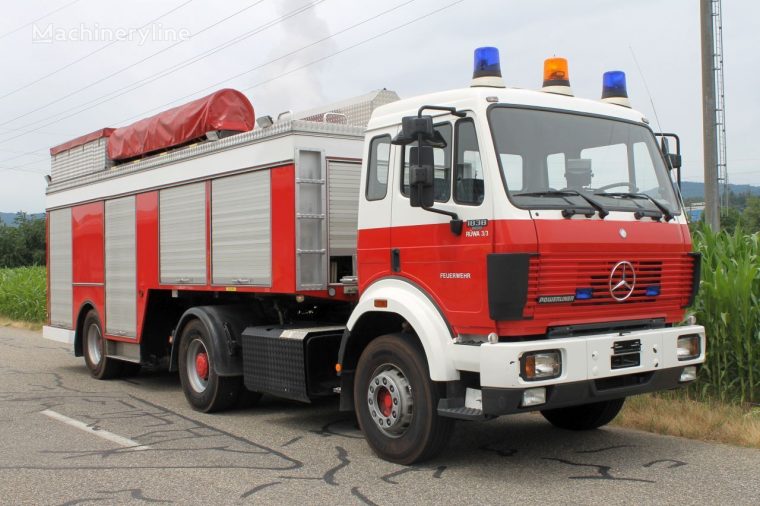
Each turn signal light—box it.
[677,334,700,360]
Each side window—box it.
[454,120,484,205]
[500,154,523,191]
[366,135,391,201]
[402,123,452,202]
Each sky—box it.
[0,0,756,213]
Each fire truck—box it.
[43,47,705,464]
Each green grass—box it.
[691,224,760,404]
[0,266,46,323]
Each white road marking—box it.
[40,409,150,450]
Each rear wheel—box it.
[82,310,123,379]
[354,334,453,464]
[178,319,242,413]
[541,398,625,430]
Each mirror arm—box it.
[417,105,466,118]
[419,202,463,235]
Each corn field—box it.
[0,266,46,323]
[691,224,760,404]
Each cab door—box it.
[390,116,494,335]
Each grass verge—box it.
[614,393,760,449]
[0,316,42,331]
[0,266,46,323]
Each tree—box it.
[743,196,760,233]
[0,212,46,268]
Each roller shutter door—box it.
[105,196,136,337]
[160,183,207,284]
[211,171,271,286]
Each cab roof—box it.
[366,86,648,132]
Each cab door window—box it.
[401,123,452,202]
[454,119,484,205]
[366,135,391,201]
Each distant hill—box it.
[1,212,44,226]
[678,181,760,200]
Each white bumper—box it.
[42,325,75,345]
[476,325,705,389]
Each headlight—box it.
[521,350,561,381]
[677,334,701,361]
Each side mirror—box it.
[667,153,682,169]
[392,115,434,145]
[409,146,435,208]
[659,137,682,170]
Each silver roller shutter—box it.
[105,196,136,337]
[49,208,72,327]
[327,160,360,255]
[160,183,207,284]
[211,170,272,286]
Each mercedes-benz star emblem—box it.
[619,228,627,239]
[609,261,636,301]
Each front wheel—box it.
[354,334,453,464]
[178,319,242,413]
[540,398,625,430]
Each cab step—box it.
[437,404,486,420]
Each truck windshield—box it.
[489,106,680,216]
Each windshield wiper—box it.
[515,190,609,219]
[594,191,674,222]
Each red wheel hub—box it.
[195,352,209,380]
[377,387,393,417]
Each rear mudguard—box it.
[169,305,253,377]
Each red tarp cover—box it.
[106,89,255,161]
[50,128,115,156]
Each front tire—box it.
[82,310,123,379]
[178,319,242,413]
[354,334,453,464]
[541,398,625,430]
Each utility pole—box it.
[701,0,720,230]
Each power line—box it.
[0,0,272,129]
[0,0,465,172]
[115,0,425,124]
[0,0,413,154]
[0,0,195,102]
[0,0,83,41]
[0,158,49,175]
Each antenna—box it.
[628,46,664,134]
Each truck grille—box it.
[523,253,695,318]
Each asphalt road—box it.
[1,326,759,505]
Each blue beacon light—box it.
[471,47,505,87]
[601,70,631,107]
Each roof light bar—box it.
[471,47,505,88]
[601,70,631,108]
[541,57,573,96]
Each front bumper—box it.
[482,367,689,415]
[476,324,705,415]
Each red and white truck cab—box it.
[43,47,705,464]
